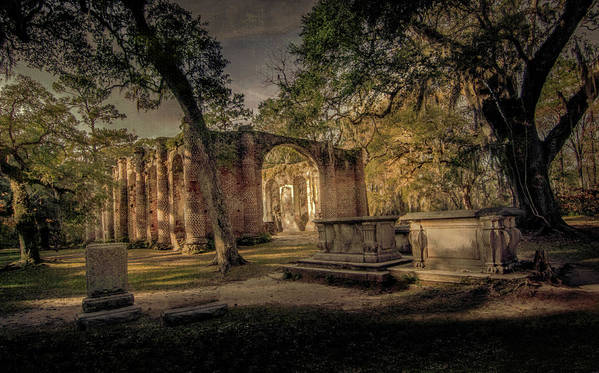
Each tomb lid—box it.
[313,216,399,224]
[399,207,524,221]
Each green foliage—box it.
[366,105,512,213]
[557,189,599,216]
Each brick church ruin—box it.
[90,127,368,252]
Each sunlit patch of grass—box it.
[0,238,317,314]
[0,248,20,267]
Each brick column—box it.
[241,130,262,236]
[155,139,171,248]
[354,149,369,216]
[133,147,147,242]
[103,185,115,241]
[127,158,136,241]
[145,169,152,245]
[115,158,129,242]
[182,142,207,254]
[320,146,337,218]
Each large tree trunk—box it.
[121,1,246,273]
[182,119,246,273]
[9,179,41,264]
[483,99,567,231]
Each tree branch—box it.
[543,70,599,163]
[520,0,594,115]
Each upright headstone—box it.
[76,243,141,329]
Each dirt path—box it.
[2,271,599,332]
[0,274,393,330]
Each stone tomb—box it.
[76,243,141,329]
[284,216,408,284]
[400,208,523,274]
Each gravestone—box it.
[76,243,141,329]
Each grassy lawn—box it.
[519,216,599,269]
[0,239,317,314]
[1,223,598,372]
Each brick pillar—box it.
[133,147,147,242]
[355,149,369,216]
[156,139,171,248]
[127,158,136,241]
[241,131,262,236]
[145,168,152,245]
[104,185,115,241]
[115,158,129,242]
[182,142,207,254]
[320,146,337,218]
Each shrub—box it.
[557,188,599,216]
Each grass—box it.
[1,223,599,372]
[0,240,317,314]
[518,216,599,269]
[0,305,598,372]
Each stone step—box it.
[389,265,529,284]
[296,257,412,271]
[76,305,142,330]
[162,302,228,326]
[82,292,134,313]
[283,265,393,284]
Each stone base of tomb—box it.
[284,216,405,286]
[283,258,411,286]
[388,261,529,284]
[82,292,135,313]
[76,305,142,330]
[400,208,525,273]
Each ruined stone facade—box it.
[95,129,368,250]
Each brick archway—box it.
[104,128,368,249]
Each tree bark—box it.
[121,1,246,273]
[482,99,567,230]
[9,179,41,264]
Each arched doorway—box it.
[261,145,320,234]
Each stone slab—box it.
[283,265,392,284]
[86,243,129,297]
[388,265,529,284]
[297,257,411,271]
[76,305,141,330]
[162,302,228,326]
[400,207,524,221]
[82,292,134,313]
[313,215,400,224]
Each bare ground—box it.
[1,228,599,332]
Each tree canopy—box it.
[259,0,599,230]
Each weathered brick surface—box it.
[114,158,128,241]
[103,130,367,244]
[156,139,170,246]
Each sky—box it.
[17,0,317,138]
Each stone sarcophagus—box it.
[400,208,523,273]
[313,216,401,263]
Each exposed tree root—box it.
[532,250,561,284]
